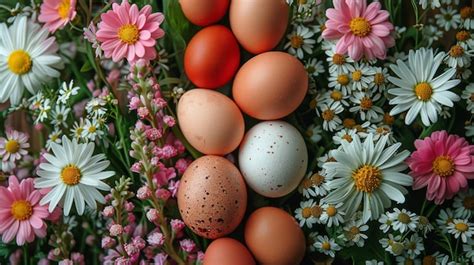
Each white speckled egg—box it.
[238,121,308,198]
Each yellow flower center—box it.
[8,50,32,75]
[353,124,367,133]
[337,74,350,85]
[352,164,382,193]
[57,0,71,19]
[326,205,337,217]
[463,196,474,209]
[298,0,307,4]
[456,30,470,42]
[343,118,356,129]
[460,6,473,20]
[352,70,362,81]
[414,82,433,101]
[306,65,316,74]
[311,205,323,218]
[302,207,312,218]
[321,241,331,250]
[349,17,371,37]
[423,256,436,265]
[61,165,81,185]
[88,126,97,133]
[290,35,304,48]
[301,178,312,189]
[383,113,395,125]
[322,109,335,121]
[432,155,455,177]
[349,226,360,236]
[309,98,318,109]
[330,90,343,101]
[374,73,385,85]
[5,140,20,153]
[455,222,469,232]
[118,24,140,45]
[11,200,33,221]
[342,134,353,142]
[332,54,345,65]
[398,213,411,224]
[469,94,474,103]
[419,216,429,226]
[449,45,464,58]
[310,173,325,186]
[360,96,373,110]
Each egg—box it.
[177,89,245,155]
[245,207,306,265]
[232,51,308,120]
[184,25,240,89]
[230,0,289,54]
[204,238,256,265]
[179,0,229,26]
[238,121,307,198]
[177,156,247,239]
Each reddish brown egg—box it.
[204,238,256,265]
[179,0,230,26]
[245,207,306,265]
[178,156,247,239]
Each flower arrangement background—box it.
[0,0,473,264]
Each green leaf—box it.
[80,60,93,72]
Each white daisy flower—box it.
[349,92,384,122]
[395,256,421,264]
[343,220,369,247]
[371,67,390,93]
[365,260,383,265]
[457,63,472,80]
[70,118,85,140]
[86,98,107,118]
[320,202,345,227]
[328,72,352,95]
[0,16,63,105]
[332,129,358,146]
[313,235,341,258]
[423,251,450,265]
[305,124,322,143]
[307,232,319,252]
[366,125,396,145]
[322,134,412,223]
[36,98,52,124]
[447,219,474,243]
[35,136,114,215]
[313,19,327,43]
[323,89,350,107]
[378,212,394,233]
[319,102,343,132]
[460,6,474,30]
[0,129,29,172]
[444,44,472,68]
[453,189,474,218]
[51,104,70,128]
[305,58,325,78]
[326,48,354,74]
[404,234,424,259]
[156,48,170,72]
[437,208,456,233]
[435,7,461,31]
[309,89,325,116]
[294,199,318,228]
[461,83,474,113]
[388,48,461,126]
[455,30,474,50]
[418,215,434,237]
[82,119,104,141]
[463,238,474,263]
[419,0,440,10]
[391,208,419,233]
[317,149,337,168]
[380,234,404,256]
[348,63,375,91]
[46,128,62,150]
[298,171,330,198]
[58,80,80,104]
[422,25,443,47]
[284,25,315,59]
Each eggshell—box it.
[179,0,229,26]
[184,25,240,89]
[238,121,307,198]
[230,0,289,54]
[245,207,306,265]
[177,89,245,155]
[177,156,247,239]
[203,238,256,265]
[232,51,308,120]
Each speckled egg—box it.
[238,121,307,198]
[177,156,247,239]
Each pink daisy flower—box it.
[407,131,474,204]
[96,0,165,63]
[0,176,50,245]
[38,0,77,33]
[322,0,395,61]
[0,129,30,172]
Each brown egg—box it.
[204,238,256,265]
[245,207,306,265]
[179,0,229,26]
[178,156,247,239]
[230,0,289,54]
[232,52,308,120]
[177,89,245,155]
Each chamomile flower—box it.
[456,30,474,49]
[419,0,440,10]
[366,125,396,145]
[320,203,345,227]
[295,199,318,228]
[284,25,315,59]
[328,72,352,95]
[70,118,85,140]
[51,105,70,128]
[305,58,325,78]
[324,89,350,107]
[404,234,424,259]
[305,124,322,143]
[391,208,419,233]
[460,6,474,30]
[453,189,474,218]
[318,150,337,168]
[86,98,107,118]
[365,260,383,265]
[418,215,434,237]
[380,234,403,256]
[463,238,474,263]
[461,83,474,113]
[437,208,456,232]
[447,219,474,243]
[83,119,104,141]
[423,252,450,265]
[298,171,330,197]
[326,48,353,74]
[435,7,461,31]
[46,128,62,150]
[333,128,359,146]
[314,235,341,258]
[422,25,443,47]
[395,256,421,265]
[379,212,394,233]
[35,136,114,215]
[343,220,369,247]
[444,44,472,68]
[0,129,29,172]
[371,67,390,93]
[348,63,375,91]
[388,48,461,126]
[322,134,412,223]
[307,232,319,252]
[36,98,52,124]
[349,92,384,122]
[319,102,343,132]
[58,80,79,104]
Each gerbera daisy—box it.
[0,16,63,105]
[38,0,77,33]
[322,0,395,61]
[284,25,316,59]
[447,219,474,243]
[0,176,50,245]
[96,0,165,63]
[322,134,412,223]
[0,129,29,172]
[407,130,474,204]
[35,136,114,215]
[314,235,341,258]
[453,189,474,218]
[387,48,460,126]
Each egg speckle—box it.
[238,121,307,198]
[178,156,247,239]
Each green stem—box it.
[23,244,29,265]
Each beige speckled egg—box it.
[177,156,247,239]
